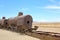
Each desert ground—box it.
[0,29,40,40]
[33,22,60,33]
[0,23,60,40]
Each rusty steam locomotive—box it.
[0,12,38,32]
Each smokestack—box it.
[2,17,5,19]
[18,12,23,16]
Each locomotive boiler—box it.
[0,12,35,32]
[6,12,33,32]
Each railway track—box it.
[25,31,60,40]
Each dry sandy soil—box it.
[37,27,60,33]
[33,22,60,33]
[0,23,60,40]
[0,29,40,40]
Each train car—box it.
[0,12,35,33]
[0,17,8,28]
[0,19,2,28]
[7,12,33,32]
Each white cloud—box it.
[44,6,60,9]
[36,5,60,9]
[36,5,60,13]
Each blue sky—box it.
[0,0,60,22]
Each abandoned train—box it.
[0,12,34,32]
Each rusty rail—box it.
[25,31,60,40]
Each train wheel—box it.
[0,25,4,29]
[7,27,11,30]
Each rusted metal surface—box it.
[7,15,33,31]
[0,17,7,28]
[0,12,33,32]
[18,12,23,16]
